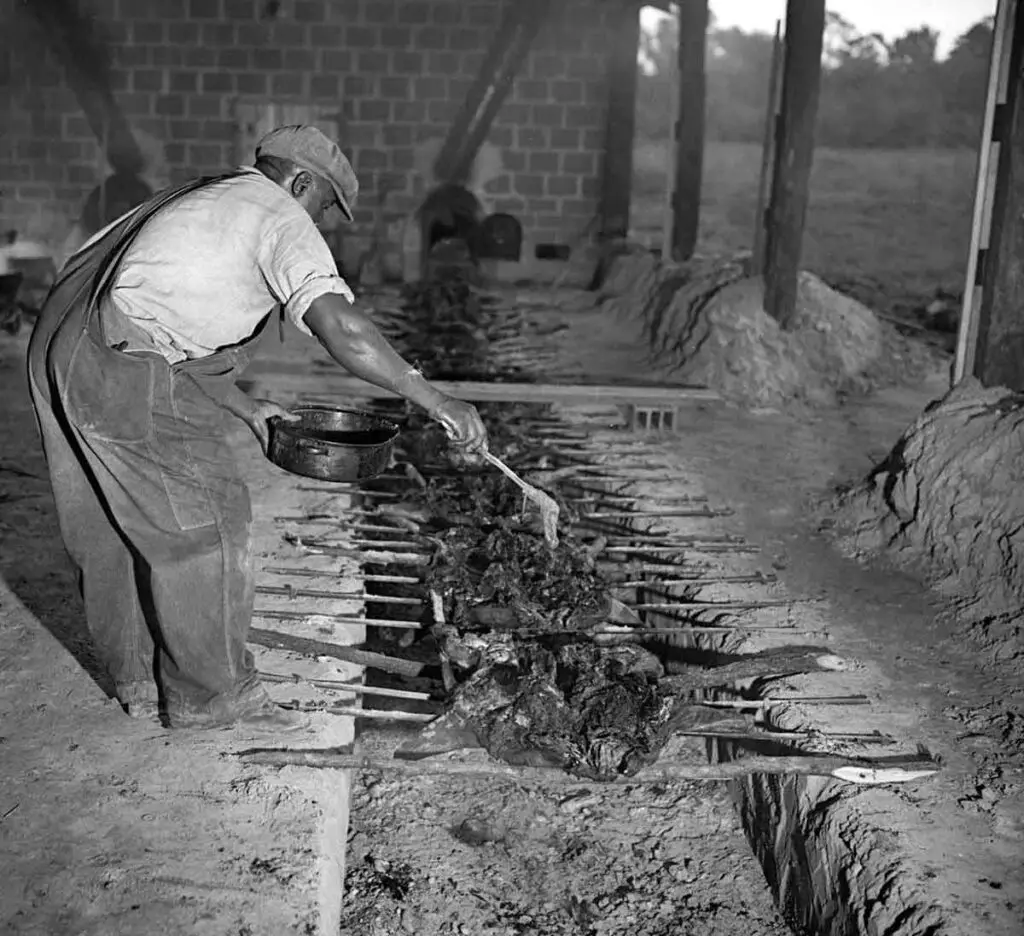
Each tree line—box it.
[637,12,995,150]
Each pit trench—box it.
[267,284,940,935]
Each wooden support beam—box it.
[239,370,720,405]
[968,0,1024,390]
[26,0,144,175]
[671,0,709,261]
[763,0,825,327]
[751,21,784,276]
[433,0,552,185]
[599,2,641,240]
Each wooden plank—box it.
[763,0,826,326]
[751,20,784,276]
[240,370,720,405]
[599,1,641,239]
[671,0,710,261]
[966,0,1024,390]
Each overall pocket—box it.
[64,332,158,444]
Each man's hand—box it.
[245,399,299,453]
[430,396,488,466]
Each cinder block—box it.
[364,0,398,24]
[545,130,577,153]
[428,1,461,26]
[169,119,203,140]
[448,27,481,51]
[531,53,565,79]
[134,21,167,43]
[397,2,430,24]
[415,26,448,50]
[201,22,235,45]
[551,80,583,104]
[379,76,411,99]
[466,2,499,27]
[358,50,390,73]
[532,104,563,128]
[528,151,558,173]
[188,0,221,18]
[564,104,603,128]
[562,150,595,174]
[294,0,326,22]
[526,197,556,213]
[311,74,341,98]
[391,50,424,73]
[359,100,391,122]
[269,22,307,44]
[188,142,225,167]
[184,47,219,68]
[356,149,389,171]
[188,96,223,118]
[487,126,513,147]
[515,79,548,102]
[391,148,416,171]
[284,49,317,71]
[323,50,353,71]
[271,73,304,96]
[236,73,268,95]
[252,48,283,70]
[547,176,579,197]
[347,25,378,47]
[381,26,412,47]
[426,51,459,73]
[308,24,345,46]
[493,197,526,214]
[392,100,428,122]
[516,127,546,148]
[427,100,458,122]
[513,174,544,197]
[382,124,413,146]
[134,69,165,93]
[223,0,257,19]
[413,75,447,100]
[155,94,185,117]
[217,48,248,69]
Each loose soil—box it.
[340,770,791,936]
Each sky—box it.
[641,0,998,59]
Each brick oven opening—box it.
[419,183,484,272]
[418,183,524,279]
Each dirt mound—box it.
[598,251,940,407]
[832,378,1024,658]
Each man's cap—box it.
[255,124,358,222]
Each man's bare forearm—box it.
[303,292,448,415]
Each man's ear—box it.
[290,170,314,198]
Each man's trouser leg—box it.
[47,330,261,726]
[28,382,156,707]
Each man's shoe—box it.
[232,703,312,733]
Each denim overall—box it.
[27,173,277,725]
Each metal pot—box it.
[267,405,400,483]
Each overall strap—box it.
[86,170,249,312]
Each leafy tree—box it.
[635,15,994,151]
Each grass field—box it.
[630,140,978,307]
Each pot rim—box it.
[271,404,401,449]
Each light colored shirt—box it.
[94,167,352,363]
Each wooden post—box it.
[953,0,1014,385]
[433,0,551,185]
[960,0,1024,390]
[763,0,825,327]
[599,1,642,241]
[750,20,783,276]
[671,0,709,261]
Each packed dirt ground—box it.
[3,263,1023,934]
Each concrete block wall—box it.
[0,0,618,265]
